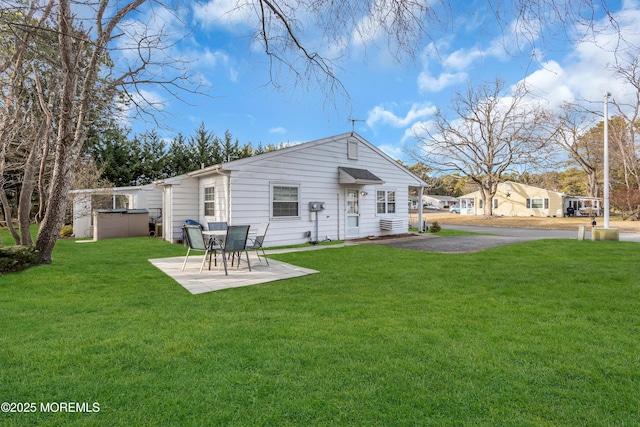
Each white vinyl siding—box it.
[202,134,422,246]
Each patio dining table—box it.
[203,228,256,244]
[202,229,227,243]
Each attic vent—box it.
[347,138,358,159]
[380,218,404,231]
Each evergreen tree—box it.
[138,130,167,184]
[165,133,193,176]
[189,122,219,168]
[88,126,142,187]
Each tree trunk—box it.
[0,190,19,244]
[18,124,43,246]
[35,144,73,263]
[35,0,77,264]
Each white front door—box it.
[346,189,360,238]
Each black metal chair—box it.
[247,223,270,265]
[209,225,251,275]
[181,225,212,274]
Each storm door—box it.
[346,189,360,238]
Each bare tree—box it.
[609,54,640,192]
[1,0,198,262]
[547,104,602,198]
[413,79,551,216]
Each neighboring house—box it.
[423,195,459,210]
[70,184,163,238]
[409,195,459,210]
[155,132,428,246]
[459,182,601,217]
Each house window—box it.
[479,199,484,209]
[272,184,300,217]
[204,186,215,216]
[527,198,548,209]
[377,190,396,214]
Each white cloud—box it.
[193,0,255,28]
[377,143,405,160]
[351,0,431,47]
[367,103,437,128]
[200,48,230,67]
[115,90,168,128]
[442,47,485,71]
[417,70,468,92]
[518,61,575,108]
[516,3,640,110]
[269,127,287,134]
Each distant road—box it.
[442,224,640,243]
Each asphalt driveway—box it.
[372,225,640,254]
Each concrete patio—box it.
[149,248,328,294]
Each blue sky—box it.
[121,0,639,164]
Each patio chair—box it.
[247,223,270,265]
[209,225,251,275]
[207,221,228,231]
[181,225,212,274]
[206,221,228,247]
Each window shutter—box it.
[544,198,549,209]
[526,199,531,208]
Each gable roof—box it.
[187,132,428,186]
[461,181,566,199]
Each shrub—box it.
[429,221,441,233]
[59,225,73,237]
[0,246,39,274]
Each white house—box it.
[423,195,459,209]
[459,182,601,217]
[155,133,428,246]
[70,184,163,238]
[409,195,459,210]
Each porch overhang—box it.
[338,167,385,185]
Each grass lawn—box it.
[1,233,639,426]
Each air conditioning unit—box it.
[380,218,404,231]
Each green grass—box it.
[1,233,639,426]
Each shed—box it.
[70,184,162,238]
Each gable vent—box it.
[347,138,358,159]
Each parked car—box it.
[424,205,440,210]
[449,207,460,214]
